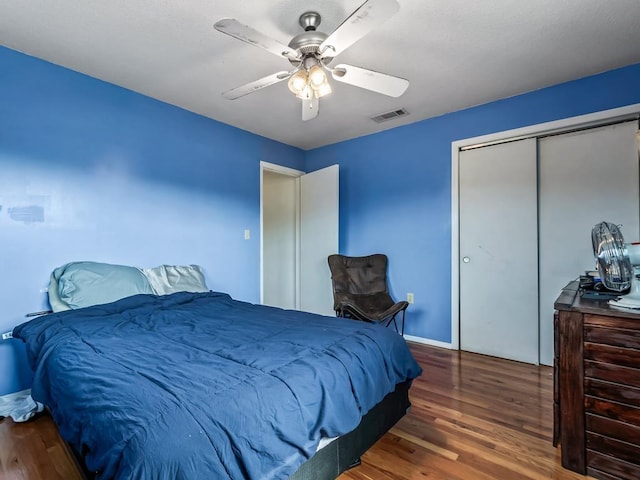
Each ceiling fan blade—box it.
[319,0,399,57]
[331,64,408,97]
[222,71,292,100]
[214,18,299,60]
[302,96,319,121]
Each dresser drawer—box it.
[584,323,640,350]
[587,449,640,480]
[585,397,640,428]
[586,413,640,446]
[585,314,640,332]
[585,378,640,408]
[587,431,640,466]
[585,360,640,390]
[584,342,640,369]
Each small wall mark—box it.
[8,205,44,223]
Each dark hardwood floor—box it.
[0,413,84,480]
[341,343,592,480]
[0,342,591,480]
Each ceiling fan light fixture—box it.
[314,81,332,98]
[296,84,313,100]
[308,65,326,87]
[289,62,332,99]
[287,70,308,96]
[307,64,332,97]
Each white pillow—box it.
[142,265,209,295]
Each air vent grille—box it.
[371,108,409,123]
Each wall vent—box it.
[371,108,409,123]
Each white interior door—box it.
[538,121,640,365]
[459,138,539,364]
[299,165,339,316]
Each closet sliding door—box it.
[458,120,639,366]
[538,121,640,365]
[459,138,539,364]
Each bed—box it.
[12,262,422,480]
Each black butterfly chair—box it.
[327,254,408,335]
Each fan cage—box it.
[591,221,633,292]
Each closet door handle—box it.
[462,256,470,263]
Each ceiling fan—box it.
[214,0,409,121]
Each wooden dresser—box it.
[554,281,640,480]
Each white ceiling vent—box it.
[371,108,409,123]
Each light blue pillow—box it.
[48,272,71,312]
[50,261,154,311]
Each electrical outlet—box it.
[407,292,414,304]
[244,229,250,240]
[2,332,13,340]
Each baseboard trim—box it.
[403,335,453,350]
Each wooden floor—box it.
[0,342,592,480]
[0,413,84,480]
[341,343,592,480]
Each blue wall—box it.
[306,62,640,342]
[2,43,640,396]
[0,47,305,395]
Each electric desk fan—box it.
[592,221,640,309]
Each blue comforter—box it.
[14,292,422,479]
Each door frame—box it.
[260,161,304,307]
[450,103,640,350]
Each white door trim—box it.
[450,103,640,350]
[260,161,304,306]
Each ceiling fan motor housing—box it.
[288,12,332,65]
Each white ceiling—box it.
[1,0,639,150]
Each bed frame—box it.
[72,380,411,480]
[289,380,411,480]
